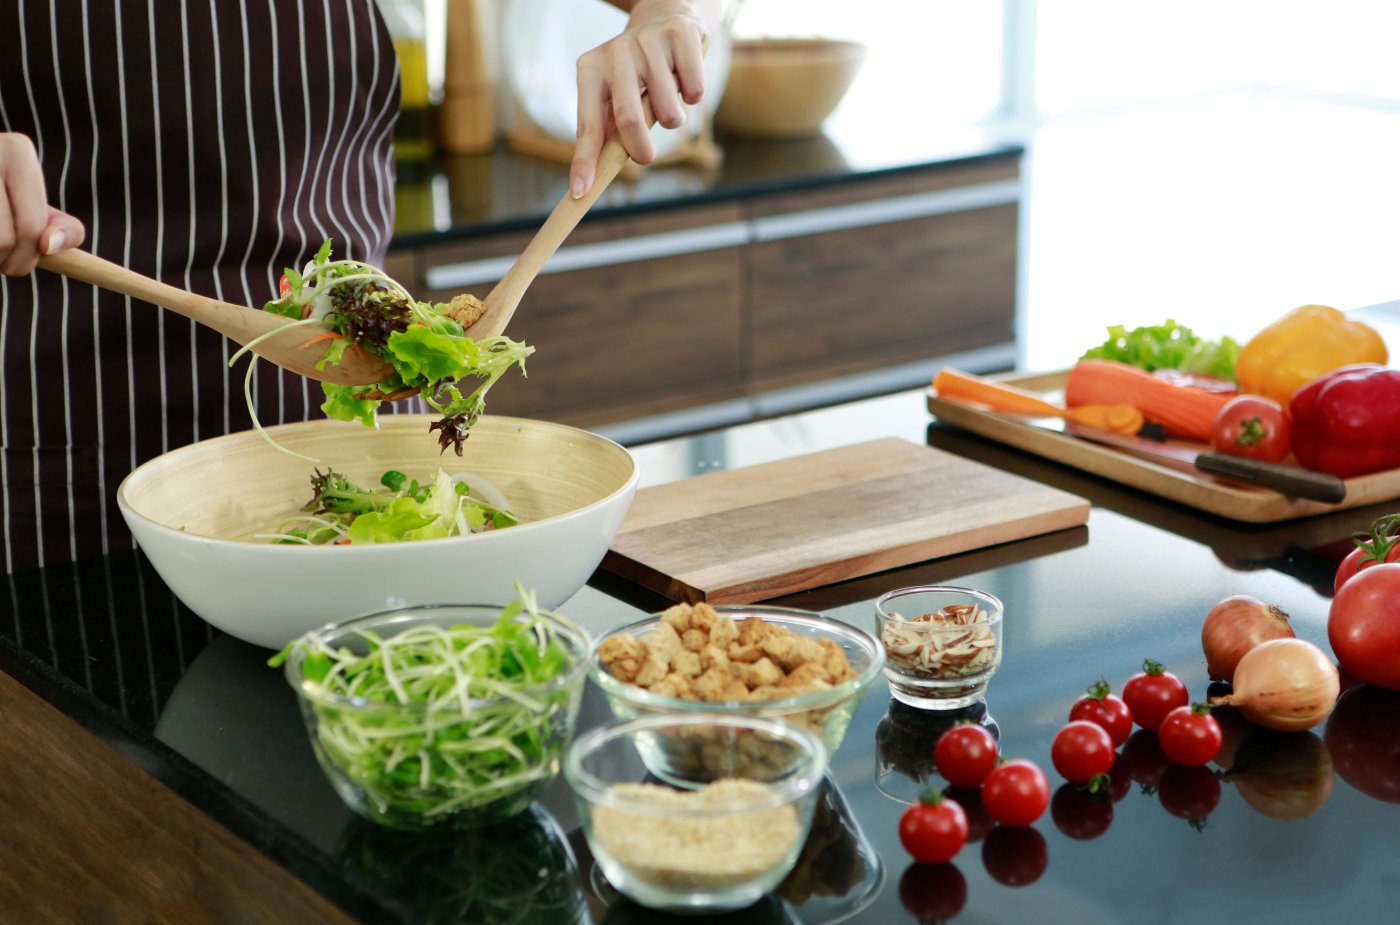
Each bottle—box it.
[376,0,435,161]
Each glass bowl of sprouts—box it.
[276,596,591,831]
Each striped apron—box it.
[0,0,402,573]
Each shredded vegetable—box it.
[259,468,520,545]
[234,239,533,458]
[271,592,585,825]
[1080,319,1241,383]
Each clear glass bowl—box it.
[588,606,885,758]
[565,713,827,913]
[874,585,1004,709]
[282,603,590,831]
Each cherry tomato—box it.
[1158,764,1221,830]
[1157,704,1223,766]
[981,826,1048,887]
[1329,564,1400,690]
[1051,721,1116,786]
[1210,395,1291,463]
[1050,783,1114,840]
[1324,684,1400,804]
[934,723,1000,788]
[982,759,1050,827]
[1069,679,1134,746]
[898,791,969,864]
[898,862,967,921]
[278,273,292,297]
[1122,659,1189,731]
[1119,729,1172,793]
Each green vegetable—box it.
[271,592,586,829]
[248,239,533,457]
[1080,319,1241,382]
[259,468,520,545]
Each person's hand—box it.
[0,132,85,276]
[570,0,713,199]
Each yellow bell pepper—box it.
[1234,304,1388,405]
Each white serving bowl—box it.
[118,414,638,649]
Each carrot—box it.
[299,330,343,349]
[1065,360,1232,441]
[933,368,1067,417]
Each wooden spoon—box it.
[355,103,659,402]
[35,248,394,386]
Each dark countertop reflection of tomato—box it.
[898,862,967,923]
[1105,752,1133,803]
[1158,764,1222,831]
[945,786,997,844]
[1324,684,1400,804]
[1050,784,1114,840]
[1222,727,1334,821]
[1120,730,1172,794]
[980,826,1048,887]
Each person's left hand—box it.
[570,0,713,199]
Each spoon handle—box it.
[36,248,283,344]
[474,97,658,339]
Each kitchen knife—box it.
[1056,420,1348,503]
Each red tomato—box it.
[1157,764,1221,829]
[898,793,969,864]
[980,826,1048,887]
[1210,395,1292,463]
[1328,564,1400,690]
[898,862,967,921]
[1333,528,1400,593]
[982,759,1050,827]
[1051,721,1116,785]
[278,273,292,297]
[934,724,1000,788]
[1050,783,1114,840]
[1122,659,1189,731]
[1157,704,1223,766]
[1069,679,1134,746]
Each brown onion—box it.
[1210,638,1339,732]
[1201,595,1294,682]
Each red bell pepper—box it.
[1290,364,1400,478]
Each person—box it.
[0,0,717,574]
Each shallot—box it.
[1210,638,1339,732]
[1201,595,1294,682]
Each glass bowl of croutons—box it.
[589,604,885,762]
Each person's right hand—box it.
[0,132,85,276]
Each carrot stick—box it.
[298,330,343,349]
[933,368,1067,417]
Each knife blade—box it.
[1055,420,1348,503]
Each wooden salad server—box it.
[34,248,395,386]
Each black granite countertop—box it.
[389,122,1025,248]
[6,319,1400,923]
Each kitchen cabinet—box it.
[385,142,1022,433]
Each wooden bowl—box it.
[715,38,866,139]
[118,415,638,649]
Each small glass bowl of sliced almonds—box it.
[874,586,1004,709]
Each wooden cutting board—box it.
[601,437,1090,604]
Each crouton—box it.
[633,653,671,688]
[673,649,703,678]
[659,603,693,635]
[721,678,752,702]
[644,622,684,667]
[607,658,641,684]
[738,616,775,646]
[692,665,735,702]
[727,642,765,664]
[597,633,645,666]
[700,644,730,673]
[689,602,719,633]
[819,638,856,684]
[681,628,708,652]
[709,615,739,650]
[780,661,830,690]
[760,634,824,674]
[649,674,693,700]
[739,656,784,689]
[444,292,488,329]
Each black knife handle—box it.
[1196,452,1348,503]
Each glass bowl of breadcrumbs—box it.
[589,603,885,761]
[565,712,826,912]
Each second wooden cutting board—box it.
[602,437,1090,604]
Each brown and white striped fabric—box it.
[0,0,403,573]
